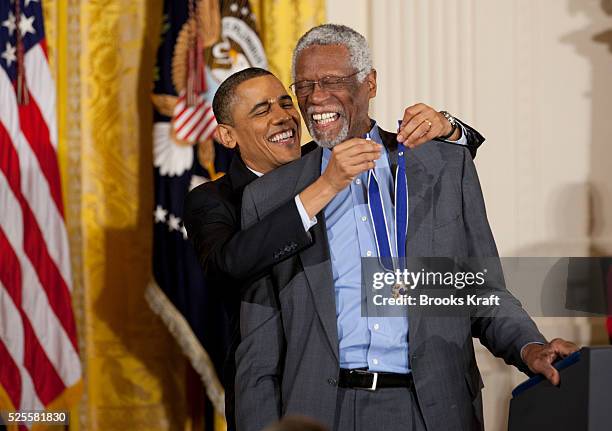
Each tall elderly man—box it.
[234,24,578,431]
[183,67,485,429]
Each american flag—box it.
[170,23,217,146]
[172,91,217,145]
[0,0,81,421]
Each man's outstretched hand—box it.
[521,338,579,386]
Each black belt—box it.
[338,369,413,390]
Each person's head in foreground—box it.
[291,23,377,149]
[213,67,302,174]
[263,415,329,431]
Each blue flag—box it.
[147,0,267,424]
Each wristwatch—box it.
[439,111,457,140]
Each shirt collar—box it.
[246,165,264,177]
[367,120,383,144]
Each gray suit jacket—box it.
[235,129,546,431]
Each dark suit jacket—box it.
[235,127,545,431]
[184,151,317,428]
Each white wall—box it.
[328,1,612,429]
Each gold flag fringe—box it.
[145,280,225,416]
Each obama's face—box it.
[292,44,376,148]
[217,75,302,173]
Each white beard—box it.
[307,118,350,149]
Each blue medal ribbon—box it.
[366,121,408,271]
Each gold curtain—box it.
[252,0,326,143]
[252,0,326,86]
[43,0,325,430]
[45,1,191,429]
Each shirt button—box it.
[366,250,372,257]
[373,323,380,331]
[372,358,379,365]
[355,178,361,185]
[361,216,367,222]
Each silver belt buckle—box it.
[366,372,378,391]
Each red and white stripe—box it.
[0,17,81,419]
[171,91,217,144]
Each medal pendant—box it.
[392,282,407,299]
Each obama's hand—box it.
[397,103,460,147]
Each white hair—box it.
[291,24,373,83]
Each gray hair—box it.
[291,24,372,83]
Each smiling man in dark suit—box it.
[233,24,579,431]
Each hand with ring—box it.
[396,103,459,148]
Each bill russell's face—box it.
[293,44,376,148]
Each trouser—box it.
[333,386,427,431]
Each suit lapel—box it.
[378,128,438,257]
[293,147,340,361]
[404,150,434,256]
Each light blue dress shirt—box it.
[317,124,541,372]
[321,122,411,373]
